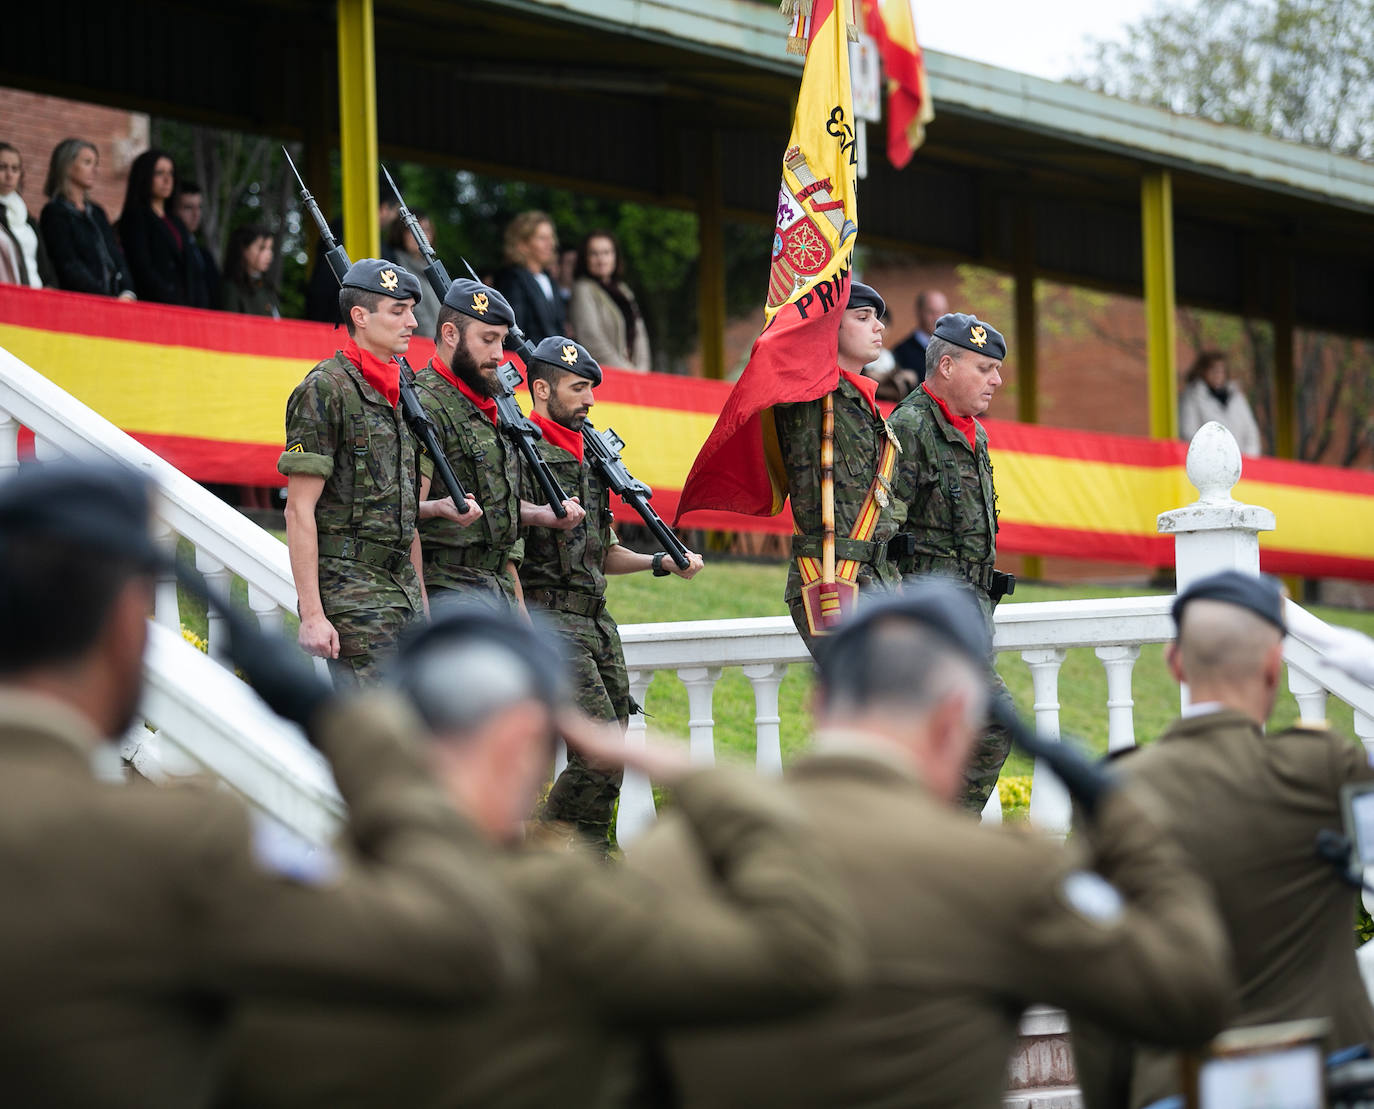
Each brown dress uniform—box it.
[639,738,1234,1109]
[1073,709,1374,1109]
[0,688,529,1109]
[216,769,862,1108]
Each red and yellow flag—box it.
[863,0,934,168]
[676,0,859,522]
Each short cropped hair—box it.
[925,335,962,378]
[0,535,144,674]
[819,613,986,725]
[434,303,472,346]
[338,287,384,336]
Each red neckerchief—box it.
[342,338,399,406]
[922,382,978,450]
[530,411,584,463]
[430,355,498,426]
[837,368,880,417]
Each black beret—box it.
[443,279,515,327]
[847,281,886,317]
[820,578,990,676]
[529,336,601,386]
[932,312,1006,361]
[341,258,423,304]
[0,461,163,569]
[1172,570,1287,635]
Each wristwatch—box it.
[651,552,671,577]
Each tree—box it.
[1077,0,1374,465]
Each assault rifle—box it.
[284,149,473,515]
[455,259,689,567]
[382,166,568,519]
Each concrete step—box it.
[1006,1007,1080,1109]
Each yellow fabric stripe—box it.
[1239,480,1374,561]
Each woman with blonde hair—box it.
[491,209,565,342]
[0,142,55,288]
[39,138,134,299]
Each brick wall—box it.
[0,87,148,222]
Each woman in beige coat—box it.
[567,229,652,372]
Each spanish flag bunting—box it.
[862,0,935,168]
[676,0,860,522]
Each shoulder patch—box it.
[286,442,305,453]
[250,813,340,886]
[1060,870,1125,926]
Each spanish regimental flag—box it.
[675,0,859,522]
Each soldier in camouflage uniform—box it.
[889,311,1015,812]
[519,336,704,851]
[280,259,427,686]
[775,282,904,658]
[414,278,584,611]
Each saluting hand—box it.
[298,612,340,659]
[558,709,696,784]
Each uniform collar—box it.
[1159,706,1264,743]
[922,382,978,450]
[429,355,498,426]
[341,338,400,407]
[0,687,106,771]
[837,369,880,417]
[530,411,584,463]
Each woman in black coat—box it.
[39,138,134,299]
[117,148,194,305]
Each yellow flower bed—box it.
[997,775,1034,811]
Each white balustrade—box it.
[1097,645,1141,751]
[743,662,789,776]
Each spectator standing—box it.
[869,286,948,400]
[1178,350,1262,456]
[39,138,134,299]
[117,149,195,305]
[567,229,652,372]
[492,210,565,343]
[303,171,400,323]
[0,142,54,288]
[385,214,439,340]
[172,181,218,309]
[221,224,280,318]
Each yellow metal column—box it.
[1141,171,1178,440]
[336,0,379,261]
[696,130,726,380]
[1012,201,1042,580]
[1272,251,1296,459]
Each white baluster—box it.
[195,548,232,663]
[32,434,62,462]
[981,787,1003,825]
[1357,710,1374,766]
[1287,666,1329,724]
[617,668,657,848]
[248,584,285,637]
[1022,648,1071,836]
[151,519,181,631]
[0,411,19,477]
[1096,645,1141,752]
[743,662,788,776]
[677,666,722,766]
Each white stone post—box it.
[743,662,788,776]
[678,666,722,766]
[1023,647,1070,836]
[0,410,19,478]
[1157,422,1276,710]
[617,669,657,848]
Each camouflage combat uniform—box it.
[774,375,903,658]
[888,385,1013,812]
[414,360,523,610]
[279,350,422,686]
[519,421,629,850]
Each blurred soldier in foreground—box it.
[639,583,1233,1109]
[776,282,904,658]
[414,278,584,611]
[279,258,427,685]
[519,336,703,851]
[0,463,528,1109]
[1073,570,1374,1109]
[889,311,1014,812]
[219,603,861,1109]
